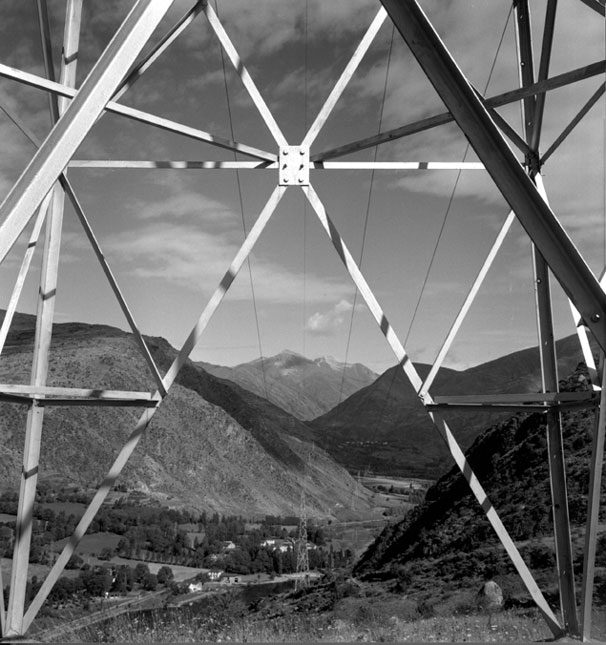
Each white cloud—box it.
[132,190,235,225]
[305,298,361,336]
[104,191,350,305]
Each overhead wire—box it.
[215,0,269,399]
[336,22,396,408]
[371,4,514,440]
[302,0,309,360]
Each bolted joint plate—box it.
[279,146,310,186]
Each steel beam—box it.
[0,195,51,355]
[541,83,605,164]
[431,392,596,406]
[514,1,579,633]
[303,182,562,637]
[532,179,579,636]
[312,61,605,162]
[23,184,286,632]
[0,100,166,396]
[0,0,175,267]
[59,177,167,396]
[531,0,557,151]
[112,0,207,102]
[68,160,485,171]
[421,211,516,396]
[380,0,606,354]
[578,0,606,16]
[0,384,157,400]
[302,7,387,148]
[581,357,606,639]
[5,1,82,633]
[203,1,288,147]
[0,63,276,163]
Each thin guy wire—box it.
[215,0,269,400]
[337,23,396,409]
[303,0,309,360]
[374,4,514,437]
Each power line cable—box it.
[302,0,309,360]
[215,0,269,399]
[336,23,396,408]
[373,5,514,436]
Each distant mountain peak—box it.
[203,350,378,421]
[315,355,341,370]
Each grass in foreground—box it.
[47,608,557,643]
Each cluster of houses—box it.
[259,537,317,553]
[185,537,318,593]
[187,571,242,592]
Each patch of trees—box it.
[2,563,175,611]
[0,488,340,577]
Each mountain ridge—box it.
[310,334,596,478]
[199,349,378,421]
[353,362,604,600]
[0,311,371,519]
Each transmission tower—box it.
[294,487,310,591]
[0,1,602,640]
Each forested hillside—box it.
[354,364,605,604]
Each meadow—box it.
[45,606,566,643]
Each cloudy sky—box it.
[0,0,603,375]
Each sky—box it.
[0,0,603,376]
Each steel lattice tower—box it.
[0,0,602,639]
[295,488,310,591]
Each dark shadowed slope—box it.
[311,335,595,478]
[354,363,603,584]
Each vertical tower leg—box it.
[5,1,82,635]
[531,174,579,636]
[533,246,579,636]
[5,200,61,636]
[514,0,578,634]
[580,356,606,640]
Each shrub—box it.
[416,598,435,618]
[157,566,174,585]
[521,543,555,570]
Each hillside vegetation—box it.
[354,363,605,610]
[311,335,595,478]
[0,312,371,518]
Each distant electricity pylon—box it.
[295,444,312,590]
[294,487,310,591]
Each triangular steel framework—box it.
[0,0,602,638]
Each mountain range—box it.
[199,351,377,421]
[0,309,595,516]
[0,311,372,519]
[310,334,596,478]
